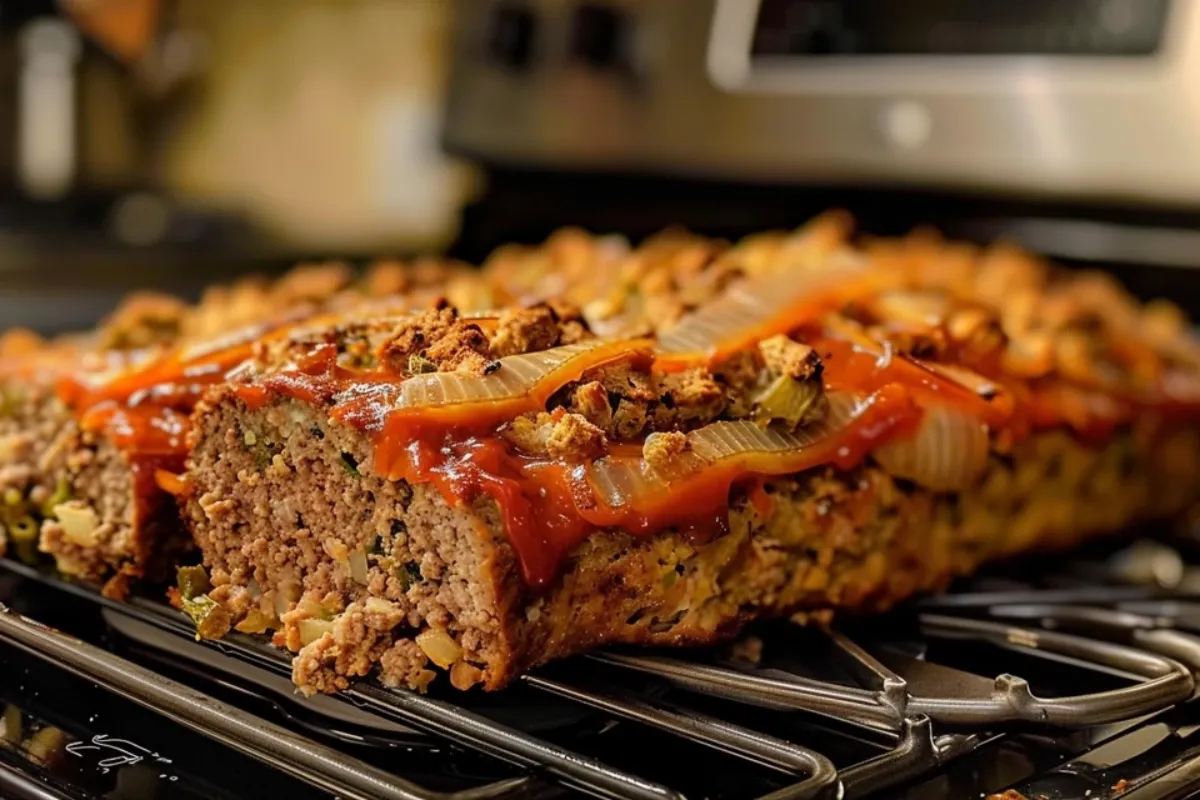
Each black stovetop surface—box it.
[2,536,1200,800]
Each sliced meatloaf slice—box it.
[183,379,1200,694]
[178,282,1200,694]
[0,315,187,590]
[0,333,78,565]
[5,261,476,590]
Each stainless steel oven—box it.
[446,0,1200,205]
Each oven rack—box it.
[1,544,1199,800]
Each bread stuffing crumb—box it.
[505,412,607,460]
[643,431,689,475]
[758,335,821,380]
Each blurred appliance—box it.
[0,0,266,335]
[443,0,1200,316]
[445,0,1190,204]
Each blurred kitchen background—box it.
[1,0,1199,332]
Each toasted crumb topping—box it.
[491,304,570,358]
[378,305,492,375]
[758,335,821,380]
[568,381,614,430]
[504,411,608,460]
[271,262,354,306]
[643,430,689,475]
[422,320,492,374]
[97,291,188,350]
[653,369,727,429]
[39,213,1199,477]
[713,350,763,421]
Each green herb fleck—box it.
[181,594,232,640]
[176,565,211,601]
[9,514,38,564]
[9,515,36,543]
[340,452,361,477]
[40,477,70,519]
[396,561,422,590]
[408,354,438,374]
[752,377,822,430]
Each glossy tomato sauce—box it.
[39,304,1200,588]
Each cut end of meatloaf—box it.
[0,374,187,588]
[0,380,71,563]
[37,431,189,587]
[183,390,514,693]
[182,383,1200,695]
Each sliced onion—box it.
[589,392,861,508]
[869,290,951,327]
[416,628,462,669]
[347,549,369,584]
[655,250,873,362]
[688,413,839,463]
[333,339,649,432]
[387,339,650,415]
[298,618,334,646]
[872,405,990,491]
[918,361,999,399]
[54,502,100,546]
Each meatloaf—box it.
[0,259,478,593]
[174,222,1200,694]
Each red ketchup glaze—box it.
[374,434,601,587]
[210,325,999,587]
[58,338,261,464]
[54,314,326,462]
[339,340,941,587]
[364,429,736,588]
[581,383,914,505]
[38,296,1200,590]
[80,402,190,456]
[351,381,924,588]
[814,337,1004,426]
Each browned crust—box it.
[3,218,1200,694]
[182,386,1200,693]
[494,425,1200,686]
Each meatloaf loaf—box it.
[0,259,478,593]
[175,223,1200,694]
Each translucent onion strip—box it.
[368,339,652,431]
[655,250,875,365]
[72,310,334,410]
[872,405,990,492]
[588,392,860,509]
[397,340,643,409]
[918,361,999,399]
